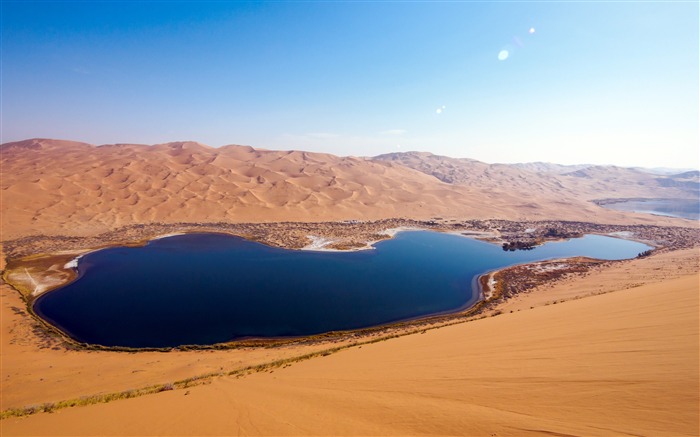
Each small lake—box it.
[34,231,652,348]
[600,199,699,220]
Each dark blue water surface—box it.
[34,231,652,348]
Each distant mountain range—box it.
[1,139,695,238]
[507,162,696,177]
[508,162,595,174]
[374,151,698,199]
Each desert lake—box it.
[34,231,653,348]
[600,198,700,220]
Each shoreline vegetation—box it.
[0,218,698,420]
[2,218,696,349]
[3,219,696,301]
[1,255,692,421]
[0,254,638,420]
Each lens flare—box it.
[498,50,509,61]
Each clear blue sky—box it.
[2,1,698,168]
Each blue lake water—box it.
[601,199,699,220]
[34,231,652,348]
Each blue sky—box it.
[2,1,698,168]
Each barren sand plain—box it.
[1,138,698,436]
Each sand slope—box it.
[2,255,697,436]
[1,139,688,240]
[1,138,698,436]
[375,151,697,201]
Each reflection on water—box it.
[34,231,653,348]
[601,199,699,220]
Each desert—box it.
[1,138,699,436]
[2,2,699,435]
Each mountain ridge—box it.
[1,138,692,239]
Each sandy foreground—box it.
[1,138,698,435]
[1,247,697,436]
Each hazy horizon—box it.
[7,137,700,173]
[2,1,698,169]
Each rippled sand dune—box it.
[2,250,697,436]
[1,138,686,239]
[1,138,697,436]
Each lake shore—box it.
[1,219,698,421]
[2,245,697,434]
[4,217,696,300]
[2,219,696,350]
[594,197,700,221]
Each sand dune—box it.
[1,139,689,240]
[375,151,697,201]
[2,250,697,436]
[1,138,698,436]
